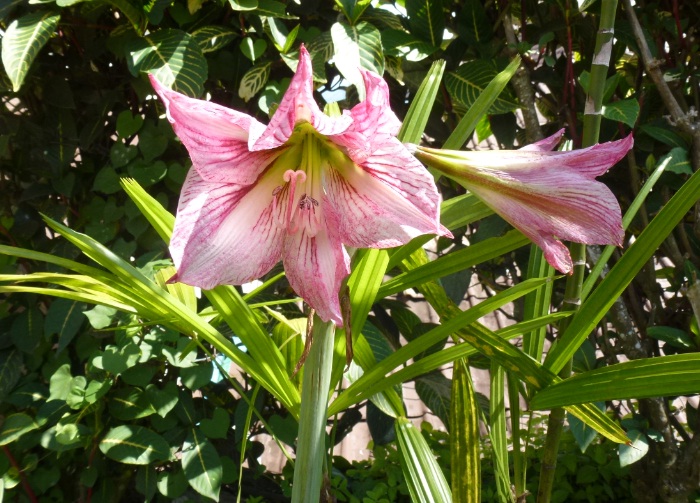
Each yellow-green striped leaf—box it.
[445,60,519,116]
[1,11,60,92]
[238,60,271,102]
[128,29,208,97]
[191,26,237,53]
[331,21,384,100]
[451,359,480,503]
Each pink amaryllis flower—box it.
[150,46,449,325]
[412,131,633,274]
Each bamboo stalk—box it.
[536,1,619,501]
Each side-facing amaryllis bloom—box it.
[150,46,450,325]
[411,131,633,274]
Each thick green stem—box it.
[537,1,618,501]
[291,315,335,503]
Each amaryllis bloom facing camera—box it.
[413,131,633,274]
[150,46,449,325]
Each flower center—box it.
[271,126,328,237]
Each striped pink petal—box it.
[169,168,284,289]
[152,44,448,324]
[414,135,633,273]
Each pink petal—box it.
[519,129,565,152]
[282,224,350,325]
[149,75,275,186]
[252,45,352,151]
[415,136,633,274]
[348,69,402,139]
[356,139,450,237]
[170,169,284,289]
[324,152,450,249]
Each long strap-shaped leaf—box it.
[328,277,552,415]
[402,249,629,444]
[545,166,700,374]
[41,216,299,411]
[531,354,700,409]
[451,359,480,503]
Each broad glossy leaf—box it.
[191,26,237,53]
[0,413,40,445]
[182,428,222,500]
[602,98,640,127]
[1,11,60,91]
[100,425,170,465]
[406,0,444,47]
[443,57,520,149]
[446,60,519,117]
[128,29,207,97]
[331,21,384,100]
[238,61,271,102]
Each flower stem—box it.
[537,1,619,501]
[291,314,335,503]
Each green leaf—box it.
[658,147,692,175]
[10,307,43,353]
[568,403,603,453]
[240,37,267,62]
[336,0,372,24]
[48,363,73,401]
[455,0,492,45]
[415,373,451,429]
[602,98,639,127]
[545,167,700,374]
[406,0,444,47]
[395,417,452,502]
[1,11,60,92]
[100,425,170,464]
[182,428,222,500]
[647,325,696,349]
[398,59,445,144]
[180,362,213,390]
[446,60,519,117]
[116,110,144,138]
[157,467,188,498]
[331,21,384,100]
[238,61,271,102]
[451,360,480,503]
[489,363,513,503]
[618,430,648,467]
[109,387,157,420]
[228,0,257,11]
[200,408,230,439]
[128,29,208,97]
[443,56,520,149]
[0,413,40,446]
[44,299,84,354]
[191,26,237,53]
[381,29,437,62]
[379,230,529,298]
[531,354,700,409]
[639,124,688,149]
